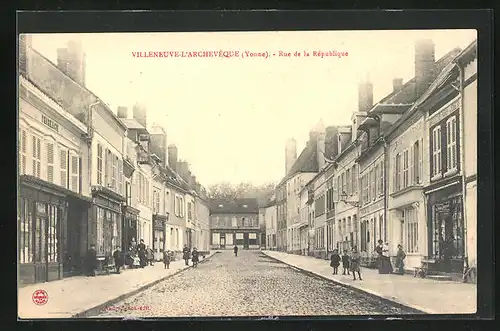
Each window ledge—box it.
[431,173,443,182]
[389,185,424,198]
[444,168,458,177]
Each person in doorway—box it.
[191,247,199,267]
[395,244,406,275]
[113,247,124,274]
[146,245,155,266]
[330,249,341,275]
[341,250,350,275]
[182,245,191,266]
[350,246,362,281]
[233,245,239,257]
[163,250,171,269]
[84,244,98,277]
[137,239,146,268]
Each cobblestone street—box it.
[94,250,418,317]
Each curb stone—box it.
[260,251,432,314]
[73,251,220,318]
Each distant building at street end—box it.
[209,198,260,250]
[261,194,277,250]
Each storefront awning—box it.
[289,222,308,230]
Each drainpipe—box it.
[86,100,100,246]
[452,61,469,276]
[380,136,389,250]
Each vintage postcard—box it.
[18,27,479,319]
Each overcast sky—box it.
[30,30,476,187]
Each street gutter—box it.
[260,251,432,314]
[72,251,220,318]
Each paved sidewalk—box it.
[262,251,476,314]
[18,252,217,319]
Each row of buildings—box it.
[18,37,210,285]
[261,39,477,280]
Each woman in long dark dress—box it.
[376,240,393,274]
[330,249,341,275]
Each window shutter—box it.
[352,165,357,193]
[409,144,414,186]
[419,138,423,182]
[118,159,123,195]
[60,149,68,188]
[46,142,54,183]
[20,129,28,175]
[392,156,396,192]
[104,149,109,186]
[70,154,79,192]
[32,136,41,178]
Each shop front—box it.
[122,205,139,253]
[19,176,67,286]
[153,215,167,261]
[425,178,465,274]
[90,187,124,261]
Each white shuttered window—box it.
[60,149,68,188]
[70,153,79,192]
[46,142,54,183]
[19,129,28,175]
[32,135,41,178]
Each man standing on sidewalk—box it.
[138,239,146,268]
[113,247,124,274]
[84,244,98,277]
[182,245,191,266]
[395,244,406,275]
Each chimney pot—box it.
[117,106,128,119]
[167,145,178,171]
[358,81,374,112]
[415,39,436,96]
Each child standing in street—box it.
[163,250,171,269]
[330,249,341,275]
[341,250,350,275]
[350,246,362,281]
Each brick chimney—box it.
[19,34,33,76]
[285,138,297,175]
[415,39,436,96]
[133,103,147,128]
[393,78,403,92]
[56,39,86,86]
[117,106,128,119]
[358,81,373,112]
[167,145,178,171]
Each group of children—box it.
[330,247,362,281]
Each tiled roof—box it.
[121,118,147,130]
[209,198,259,214]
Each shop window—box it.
[19,198,34,263]
[96,208,105,256]
[404,208,419,253]
[47,205,58,262]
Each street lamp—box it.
[340,191,360,208]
